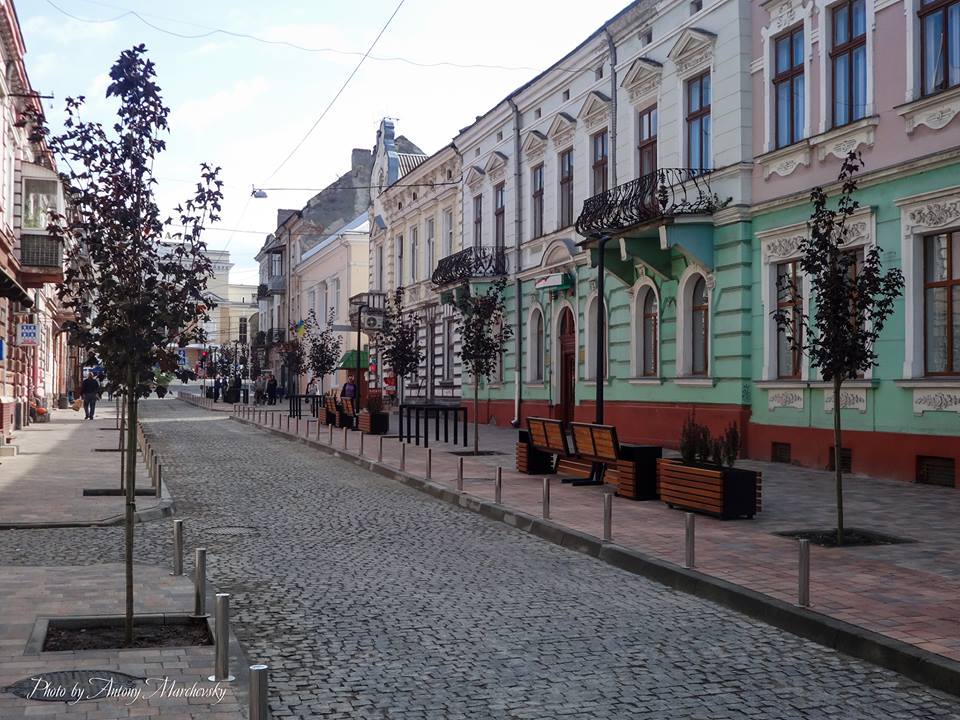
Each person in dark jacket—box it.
[81,372,100,420]
[340,375,357,404]
[266,375,278,405]
[213,375,222,402]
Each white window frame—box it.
[629,277,660,378]
[676,265,713,378]
[527,304,546,382]
[815,0,876,135]
[583,292,609,381]
[426,217,436,275]
[442,208,454,257]
[761,1,814,153]
[410,225,419,284]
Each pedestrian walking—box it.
[267,374,278,405]
[81,372,100,420]
[213,375,222,402]
[340,374,357,407]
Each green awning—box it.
[336,350,369,370]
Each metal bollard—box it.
[495,466,502,504]
[249,664,269,720]
[328,424,334,444]
[343,426,348,449]
[316,419,321,440]
[798,539,810,607]
[193,548,207,616]
[602,492,613,542]
[426,449,432,479]
[209,593,235,682]
[286,415,290,432]
[359,432,365,456]
[400,443,406,471]
[155,463,162,498]
[542,478,551,519]
[378,436,383,463]
[296,417,300,436]
[172,519,183,575]
[684,513,695,569]
[457,457,464,492]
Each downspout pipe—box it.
[508,98,523,427]
[604,29,618,188]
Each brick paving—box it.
[0,402,159,526]
[256,403,960,666]
[3,399,957,718]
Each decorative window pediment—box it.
[521,130,548,161]
[465,165,486,190]
[668,27,716,76]
[578,90,611,131]
[758,208,875,264]
[483,151,509,182]
[621,57,662,106]
[547,112,577,147]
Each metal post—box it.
[542,477,551,519]
[209,593,235,682]
[457,457,463,493]
[495,466,502,504]
[194,548,207,616]
[684,513,695,569]
[329,424,334,444]
[359,432,365,457]
[426,448,432,479]
[316,418,321,440]
[156,463,162,499]
[378,436,383,463]
[249,664,269,720]
[341,426,348,449]
[603,492,612,542]
[172,519,183,576]
[798,539,810,607]
[296,417,300,436]
[400,442,406,471]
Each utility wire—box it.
[44,0,538,73]
[261,0,405,183]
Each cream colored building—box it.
[291,212,370,394]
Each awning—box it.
[0,267,32,307]
[336,350,369,371]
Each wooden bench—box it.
[339,397,358,430]
[657,457,761,519]
[323,395,339,426]
[569,422,621,487]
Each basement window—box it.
[771,442,792,464]
[917,456,955,487]
[828,447,853,473]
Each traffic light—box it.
[200,351,208,367]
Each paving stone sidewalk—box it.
[0,564,243,719]
[238,401,960,666]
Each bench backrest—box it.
[325,395,338,413]
[342,397,356,415]
[570,422,620,463]
[526,417,570,456]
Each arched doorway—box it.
[558,307,576,423]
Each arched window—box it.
[691,276,709,375]
[641,290,657,376]
[529,308,545,381]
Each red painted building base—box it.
[462,398,959,487]
[747,422,959,487]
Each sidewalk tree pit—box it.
[772,153,903,546]
[33,45,224,647]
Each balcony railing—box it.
[575,168,723,237]
[257,276,286,299]
[20,235,63,268]
[264,328,285,346]
[431,246,507,287]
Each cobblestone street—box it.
[3,399,959,719]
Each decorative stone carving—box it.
[704,273,716,290]
[521,130,547,162]
[762,145,811,179]
[813,120,877,161]
[770,0,799,31]
[768,389,804,410]
[484,151,509,183]
[465,165,485,190]
[899,85,960,134]
[913,389,960,415]
[763,235,804,260]
[908,200,960,230]
[578,91,611,131]
[547,112,576,149]
[621,57,662,106]
[668,28,716,77]
[823,387,867,413]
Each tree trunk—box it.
[473,381,479,456]
[833,375,844,546]
[123,369,138,646]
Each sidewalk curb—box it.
[0,497,175,530]
[230,414,960,697]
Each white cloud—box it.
[170,76,270,132]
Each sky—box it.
[17,0,632,284]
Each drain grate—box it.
[4,670,142,702]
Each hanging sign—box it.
[534,273,572,291]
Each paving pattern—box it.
[2,399,959,719]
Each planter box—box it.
[609,444,662,500]
[658,458,759,520]
[358,411,389,434]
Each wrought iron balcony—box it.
[264,328,285,346]
[257,276,286,299]
[20,235,63,268]
[431,246,506,287]
[575,168,724,237]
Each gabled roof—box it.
[397,152,428,178]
